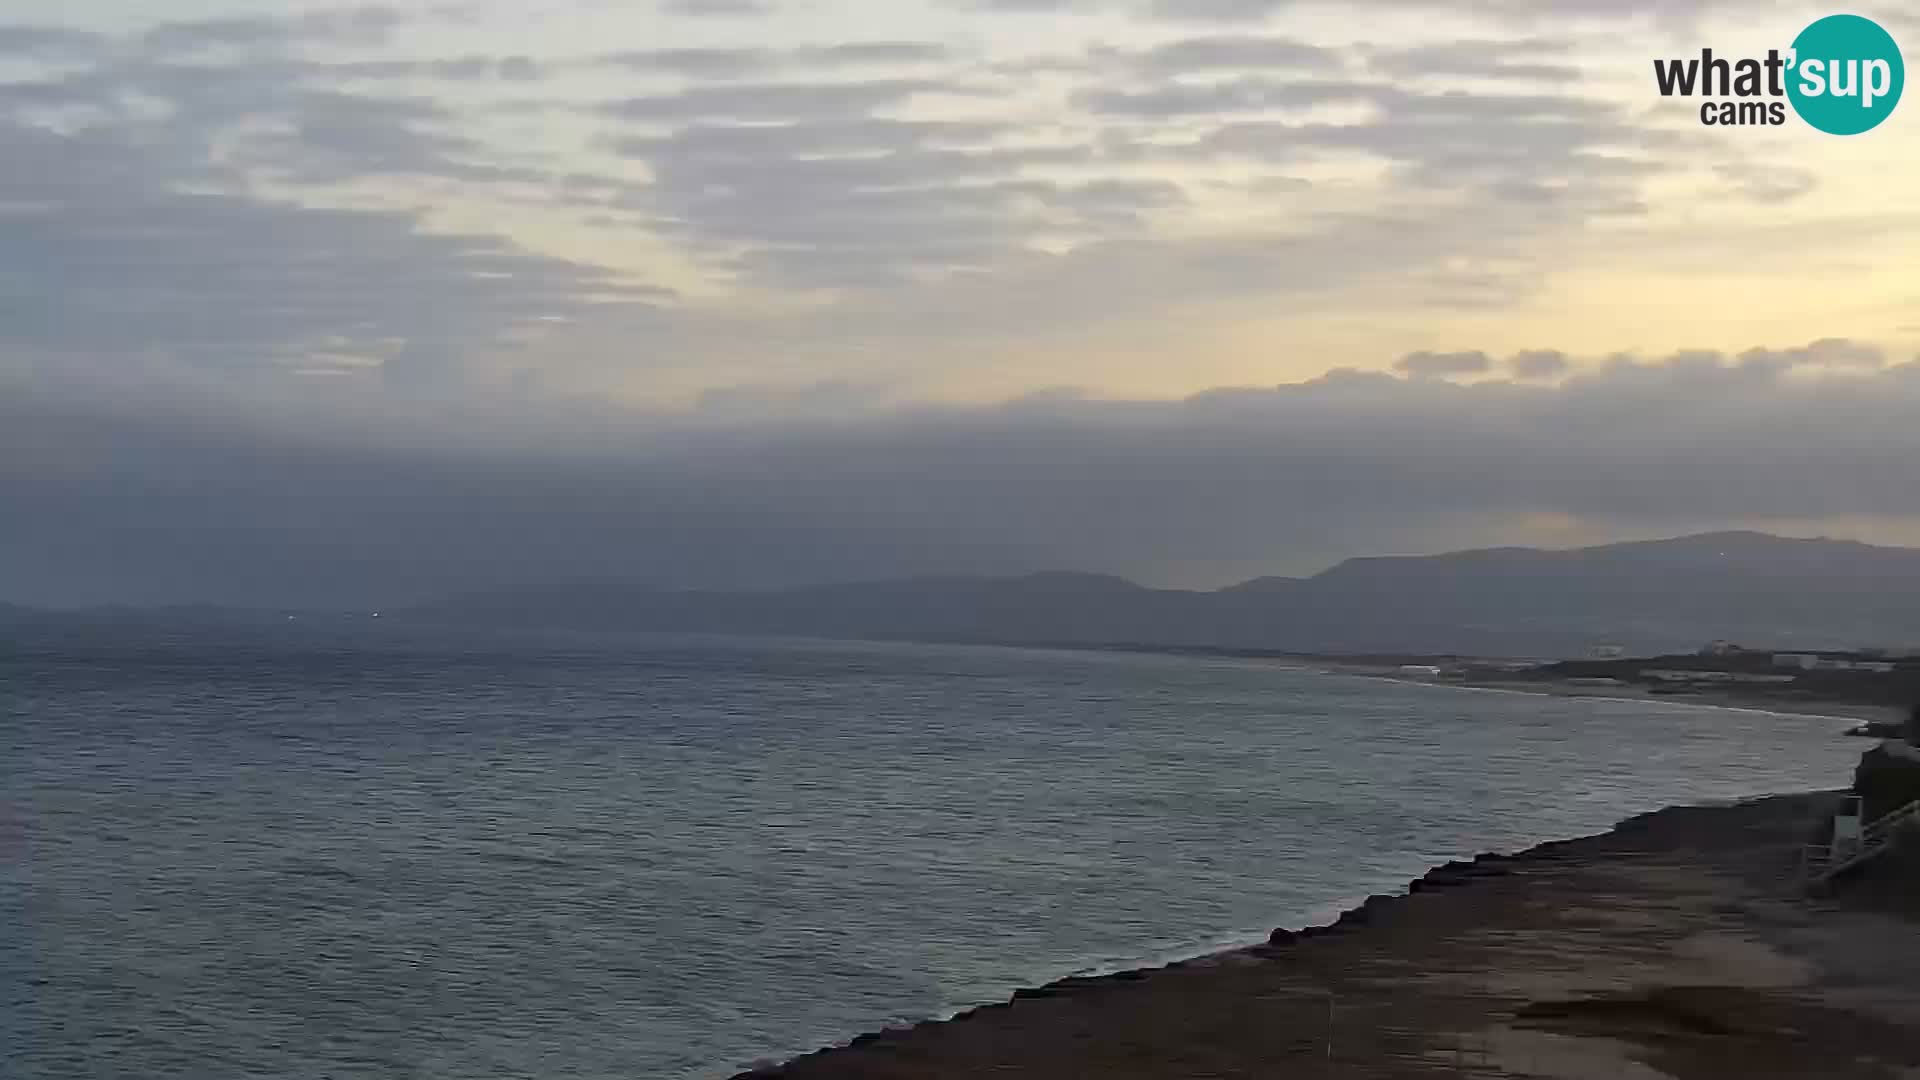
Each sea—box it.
[1,621,1865,1079]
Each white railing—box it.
[1808,797,1920,889]
[1862,798,1920,848]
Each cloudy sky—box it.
[4,0,1919,605]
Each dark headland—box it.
[732,789,1920,1079]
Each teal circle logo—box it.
[1787,14,1904,135]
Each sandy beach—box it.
[734,792,1920,1079]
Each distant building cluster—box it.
[1645,668,1797,685]
[1455,639,1919,697]
[1675,640,1913,675]
[1770,653,1899,673]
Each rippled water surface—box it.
[2,623,1862,1078]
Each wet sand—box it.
[734,793,1920,1079]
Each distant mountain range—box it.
[408,532,1920,657]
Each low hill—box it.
[412,532,1920,656]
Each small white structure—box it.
[1806,793,1920,891]
[1773,653,1820,670]
[1589,644,1626,660]
[1831,796,1865,861]
[1398,665,1443,678]
[1699,640,1743,656]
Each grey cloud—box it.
[1147,0,1291,21]
[608,113,1112,284]
[1082,75,1631,177]
[0,71,109,111]
[0,37,552,191]
[1736,339,1885,373]
[804,42,952,66]
[1131,35,1337,73]
[960,0,1107,11]
[602,43,949,78]
[1234,174,1311,194]
[610,117,1007,160]
[11,3,1679,310]
[334,55,545,82]
[190,71,539,186]
[603,78,954,122]
[10,343,1918,607]
[1715,161,1818,205]
[785,198,1606,347]
[223,90,546,185]
[1509,349,1570,379]
[954,0,1753,19]
[16,7,1080,298]
[0,111,661,384]
[603,47,776,78]
[1396,350,1492,377]
[941,0,1771,29]
[694,378,899,420]
[661,0,777,13]
[0,1,1824,516]
[1064,178,1187,215]
[0,24,104,57]
[1876,9,1920,34]
[1188,81,1657,217]
[143,6,405,52]
[1370,40,1580,83]
[1076,78,1371,117]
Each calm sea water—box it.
[2,623,1862,1078]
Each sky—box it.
[3,0,1919,606]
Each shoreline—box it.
[1291,660,1895,724]
[996,639,1904,725]
[732,791,1920,1079]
